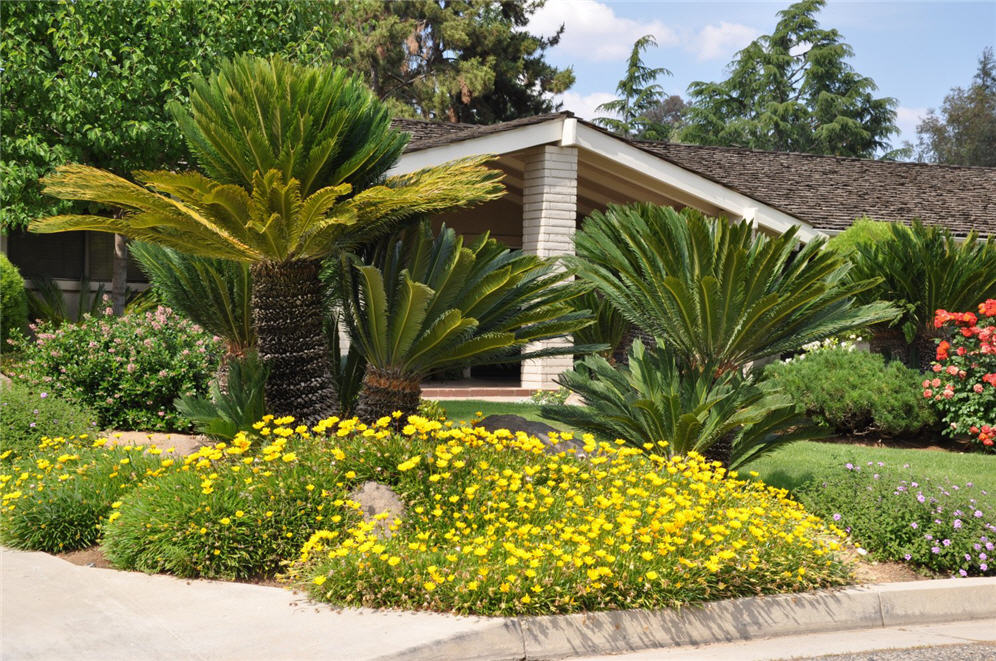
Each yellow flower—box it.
[645,570,659,580]
[220,517,231,525]
[313,575,327,585]
[423,581,437,592]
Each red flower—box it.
[936,340,950,361]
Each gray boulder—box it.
[477,414,588,457]
[348,481,405,539]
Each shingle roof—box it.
[390,114,996,236]
[636,140,996,236]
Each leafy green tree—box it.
[679,0,898,157]
[915,47,996,167]
[595,35,674,140]
[1,0,354,311]
[31,56,504,424]
[341,0,574,123]
[341,222,594,420]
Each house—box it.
[5,111,995,391]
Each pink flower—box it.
[974,383,985,393]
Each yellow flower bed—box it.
[289,416,851,615]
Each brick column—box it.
[520,145,578,390]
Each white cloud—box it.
[552,91,618,122]
[528,0,678,62]
[895,106,928,142]
[690,22,761,61]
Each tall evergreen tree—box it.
[341,0,575,123]
[915,47,996,167]
[594,35,674,140]
[678,0,898,158]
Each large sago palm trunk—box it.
[251,260,337,424]
[355,365,421,422]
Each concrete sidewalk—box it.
[2,547,994,661]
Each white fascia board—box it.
[571,124,826,242]
[388,119,566,175]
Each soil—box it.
[102,430,207,456]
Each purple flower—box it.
[29,422,35,428]
[932,546,941,554]
[911,522,918,529]
[39,392,48,399]
[981,564,989,571]
[959,569,968,577]
[925,534,934,540]
[833,513,842,521]
[954,520,963,529]
[975,511,984,518]
[845,463,854,470]
[904,554,912,561]
[943,539,952,546]
[917,494,926,503]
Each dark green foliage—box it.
[678,0,898,157]
[763,348,937,436]
[0,254,28,351]
[543,341,816,468]
[130,242,254,357]
[595,35,674,140]
[797,463,994,576]
[0,383,96,462]
[1,0,352,231]
[915,47,996,166]
[344,0,574,123]
[175,353,268,441]
[848,220,996,347]
[327,315,367,417]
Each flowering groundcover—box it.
[798,460,994,577]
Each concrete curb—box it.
[375,577,996,661]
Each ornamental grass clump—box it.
[9,306,219,432]
[0,436,170,552]
[288,416,850,616]
[797,461,995,577]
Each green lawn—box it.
[741,441,996,494]
[433,399,996,493]
[437,399,569,429]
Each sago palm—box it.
[341,222,597,420]
[31,55,504,423]
[847,220,996,366]
[568,204,898,376]
[543,341,816,468]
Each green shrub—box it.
[0,440,169,552]
[8,306,220,431]
[0,254,28,352]
[0,383,97,462]
[797,461,994,576]
[764,347,936,437]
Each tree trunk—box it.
[702,431,734,468]
[251,260,337,424]
[111,233,128,315]
[355,365,422,422]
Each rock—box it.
[348,481,405,539]
[477,414,588,458]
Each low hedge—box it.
[764,347,936,437]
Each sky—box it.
[526,0,996,150]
